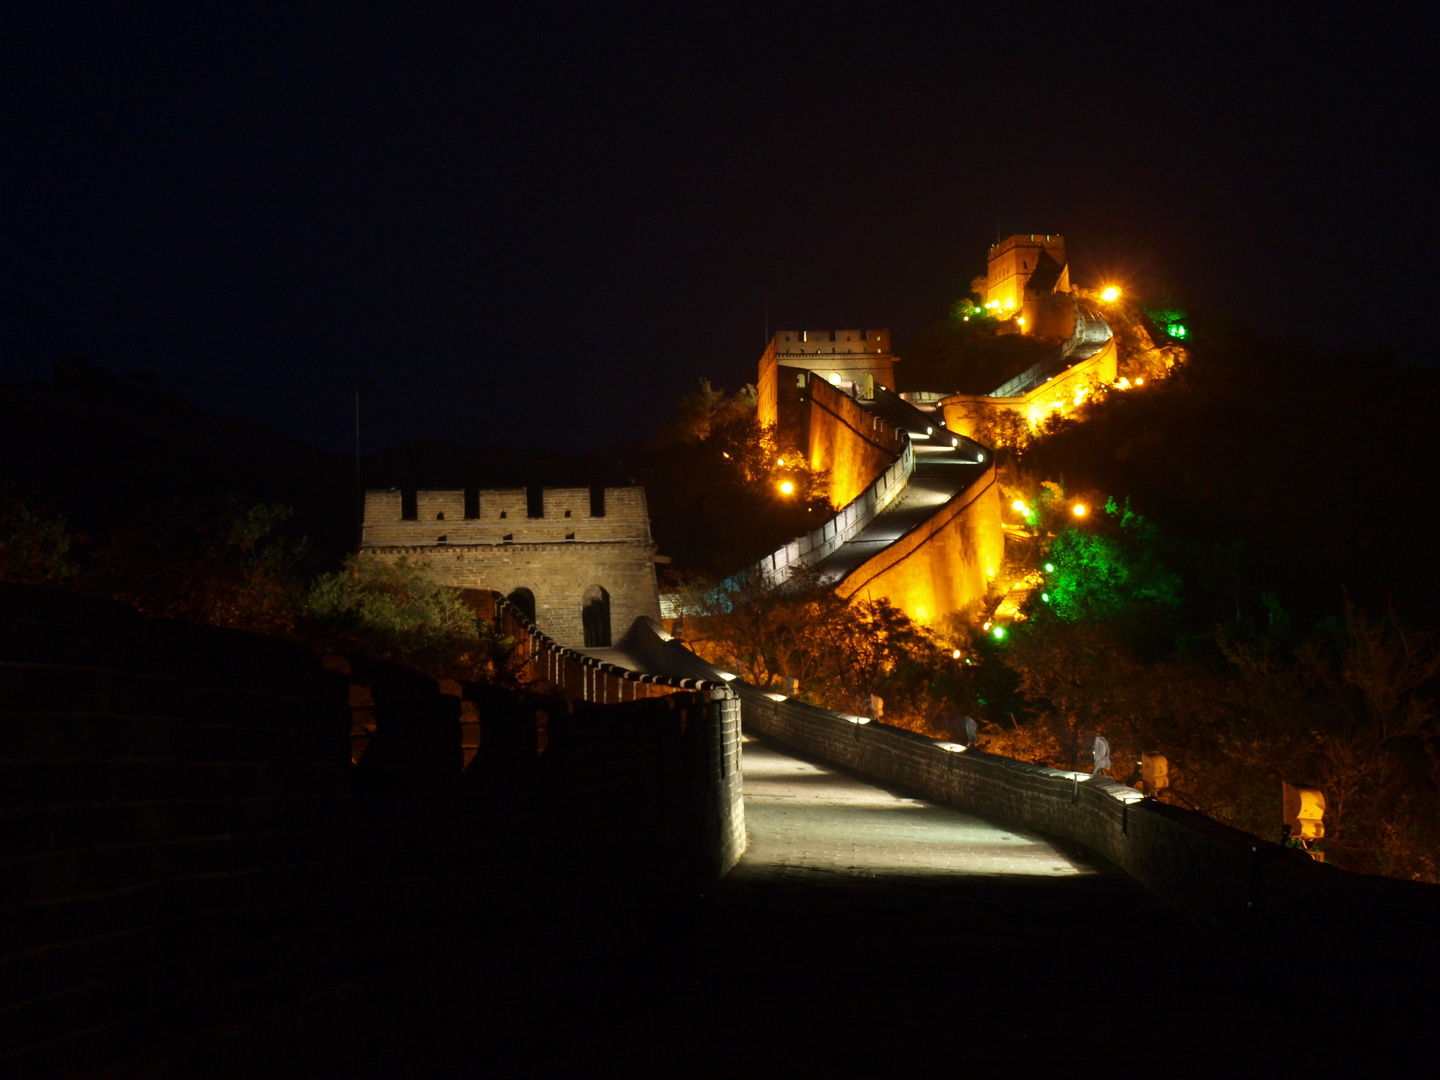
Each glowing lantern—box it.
[779,481,794,495]
[1283,782,1326,841]
[1073,504,1087,517]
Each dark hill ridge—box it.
[1022,333,1440,622]
[1,360,356,556]
[0,360,624,564]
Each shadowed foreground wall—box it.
[725,674,1440,932]
[0,584,741,1075]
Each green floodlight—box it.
[1041,593,1050,602]
[993,626,1006,640]
[1045,563,1055,573]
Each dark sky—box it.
[3,5,1434,456]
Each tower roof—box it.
[1024,247,1065,294]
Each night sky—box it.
[3,6,1433,456]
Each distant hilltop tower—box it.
[973,233,1076,339]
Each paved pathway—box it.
[736,736,1090,880]
[681,734,1412,1075]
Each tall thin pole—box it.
[354,387,362,549]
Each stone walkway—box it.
[679,734,1415,1075]
[736,735,1091,880]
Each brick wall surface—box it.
[0,584,743,1074]
[362,487,660,648]
[803,374,906,509]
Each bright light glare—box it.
[1073,504,1087,517]
[1101,286,1120,302]
[1041,593,1049,602]
[1012,499,1026,512]
[1135,377,1144,385]
[1045,563,1055,572]
[952,649,962,659]
[993,626,1006,640]
[767,693,788,702]
[777,458,785,466]
[780,481,794,494]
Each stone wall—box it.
[726,433,914,592]
[833,460,1003,623]
[940,336,1119,441]
[985,233,1067,311]
[803,373,907,509]
[0,584,743,1074]
[362,486,661,648]
[730,678,1440,931]
[757,331,897,431]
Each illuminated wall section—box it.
[803,374,905,509]
[834,463,1003,624]
[939,337,1119,439]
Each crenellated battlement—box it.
[361,487,653,549]
[360,486,661,649]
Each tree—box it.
[303,554,514,681]
[1219,602,1440,878]
[0,487,76,585]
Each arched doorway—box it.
[582,585,611,647]
[507,587,536,623]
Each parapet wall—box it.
[834,460,1003,622]
[804,373,907,508]
[0,584,743,1073]
[728,426,914,592]
[729,678,1440,931]
[941,336,1119,440]
[363,486,652,546]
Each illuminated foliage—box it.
[304,553,513,680]
[1039,497,1181,627]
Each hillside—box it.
[1020,327,1440,623]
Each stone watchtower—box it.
[361,486,662,649]
[978,234,1076,339]
[757,329,897,430]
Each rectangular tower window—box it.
[463,488,479,519]
[401,489,417,521]
[589,486,606,518]
[526,486,544,519]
